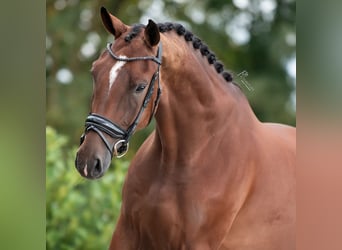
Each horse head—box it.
[75,7,162,179]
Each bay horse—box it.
[75,7,296,250]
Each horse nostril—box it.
[92,158,103,177]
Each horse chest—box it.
[124,177,208,248]
[120,157,237,248]
[131,182,182,233]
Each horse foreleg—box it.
[108,216,132,250]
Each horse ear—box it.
[144,19,160,47]
[100,7,127,39]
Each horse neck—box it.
[154,34,259,163]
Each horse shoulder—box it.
[220,123,296,249]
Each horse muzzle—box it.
[75,132,113,179]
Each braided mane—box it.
[124,23,235,85]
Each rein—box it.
[80,42,163,158]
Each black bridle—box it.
[80,42,162,158]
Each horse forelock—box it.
[124,24,145,43]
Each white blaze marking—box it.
[109,57,127,89]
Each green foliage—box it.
[46,127,128,250]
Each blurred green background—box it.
[46,0,295,249]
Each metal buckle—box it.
[113,140,129,158]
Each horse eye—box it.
[135,84,147,93]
